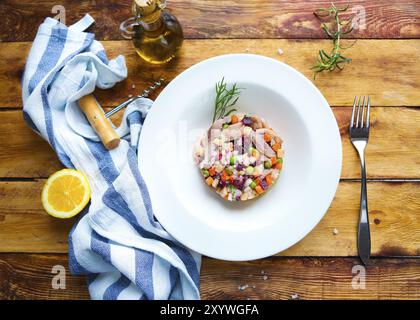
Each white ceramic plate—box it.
[138,54,342,261]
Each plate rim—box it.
[138,53,342,260]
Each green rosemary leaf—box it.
[312,2,355,79]
[213,78,242,122]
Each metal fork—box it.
[349,96,371,266]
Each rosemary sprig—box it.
[312,3,355,79]
[213,77,242,122]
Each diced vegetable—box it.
[202,169,209,177]
[242,117,253,126]
[266,174,272,185]
[255,185,264,194]
[223,123,229,129]
[271,157,277,166]
[275,163,283,170]
[277,158,283,164]
[230,156,236,165]
[231,114,239,124]
[250,181,257,189]
[264,133,271,142]
[246,166,254,174]
[206,177,214,186]
[225,167,233,175]
[272,142,280,152]
[264,160,272,169]
[260,179,268,190]
[208,167,216,176]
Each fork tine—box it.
[361,96,366,128]
[366,96,371,128]
[350,96,357,128]
[355,96,362,127]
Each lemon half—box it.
[41,169,91,219]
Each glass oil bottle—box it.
[120,0,184,64]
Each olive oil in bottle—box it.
[120,0,183,64]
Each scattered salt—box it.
[128,94,133,98]
[132,84,136,89]
[333,228,339,235]
[261,270,265,274]
[277,48,283,56]
[291,293,299,300]
[238,284,249,291]
[263,275,268,281]
[245,48,250,52]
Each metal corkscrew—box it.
[105,78,165,118]
[77,78,165,150]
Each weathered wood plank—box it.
[201,257,420,300]
[0,253,88,300]
[1,107,419,179]
[0,0,418,41]
[0,254,418,300]
[1,40,419,108]
[0,180,418,256]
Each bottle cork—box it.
[78,95,120,150]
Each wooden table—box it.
[0,0,419,300]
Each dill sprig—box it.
[213,77,242,122]
[312,3,355,79]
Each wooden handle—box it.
[78,95,120,150]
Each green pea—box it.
[250,181,257,189]
[223,123,229,129]
[246,166,254,174]
[226,167,233,175]
[230,156,236,165]
[277,158,283,164]
[202,169,209,177]
[264,160,272,169]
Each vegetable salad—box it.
[193,113,284,201]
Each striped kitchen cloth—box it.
[21,14,201,300]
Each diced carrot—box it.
[275,163,283,170]
[231,114,239,124]
[272,143,280,152]
[206,177,214,186]
[208,167,216,176]
[230,176,235,183]
[254,177,261,186]
[266,174,272,185]
[255,185,264,194]
[270,157,277,166]
[264,133,271,142]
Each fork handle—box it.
[358,153,371,265]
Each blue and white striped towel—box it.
[22,14,201,300]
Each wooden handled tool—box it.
[78,95,120,150]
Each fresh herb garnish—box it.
[213,77,242,122]
[312,3,355,79]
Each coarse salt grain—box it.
[333,228,339,235]
[291,293,299,300]
[277,48,283,55]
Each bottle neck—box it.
[133,0,164,31]
[139,13,163,32]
